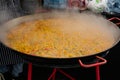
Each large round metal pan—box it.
[0,11,120,68]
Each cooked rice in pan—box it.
[6,18,114,58]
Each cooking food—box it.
[6,17,115,58]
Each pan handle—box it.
[78,56,107,68]
[108,17,120,26]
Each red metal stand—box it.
[48,68,75,80]
[108,17,120,26]
[79,56,107,80]
[28,63,32,80]
[27,56,107,80]
[96,65,100,80]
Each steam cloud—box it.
[0,10,120,47]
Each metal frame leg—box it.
[28,63,32,80]
[96,65,100,80]
[48,68,75,80]
[48,68,57,80]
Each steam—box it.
[0,10,120,47]
[0,8,19,43]
[0,10,14,25]
[45,11,120,44]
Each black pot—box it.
[0,12,120,68]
